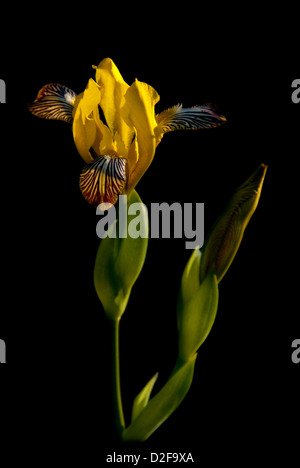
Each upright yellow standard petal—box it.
[72,79,101,163]
[123,79,160,192]
[94,58,134,156]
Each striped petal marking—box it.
[157,104,226,133]
[28,83,77,123]
[80,155,127,206]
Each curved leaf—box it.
[122,355,197,442]
[131,373,159,422]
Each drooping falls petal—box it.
[79,155,127,206]
[93,58,134,156]
[28,83,76,123]
[122,79,160,193]
[156,103,226,138]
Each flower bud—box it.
[200,164,267,283]
[177,250,219,363]
[93,190,148,321]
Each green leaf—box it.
[178,267,219,363]
[122,355,197,442]
[200,164,267,283]
[180,249,202,302]
[177,249,201,331]
[131,373,159,422]
[93,190,148,320]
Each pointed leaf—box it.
[122,356,197,442]
[131,373,159,422]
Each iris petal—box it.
[156,104,226,135]
[94,58,134,156]
[122,79,160,192]
[72,79,102,163]
[79,155,127,206]
[28,83,76,123]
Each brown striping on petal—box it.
[157,104,226,133]
[79,155,127,206]
[28,83,77,123]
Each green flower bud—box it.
[93,190,148,321]
[200,164,267,283]
[177,250,219,363]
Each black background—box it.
[1,6,299,465]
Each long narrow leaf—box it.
[122,356,197,442]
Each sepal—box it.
[156,103,226,134]
[28,83,76,123]
[80,155,127,206]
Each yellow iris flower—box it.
[29,58,226,206]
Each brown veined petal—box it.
[28,83,76,123]
[156,103,226,136]
[79,155,127,207]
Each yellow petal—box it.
[92,106,117,156]
[123,79,160,192]
[72,79,101,163]
[97,121,118,156]
[94,58,134,156]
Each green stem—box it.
[111,318,125,435]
